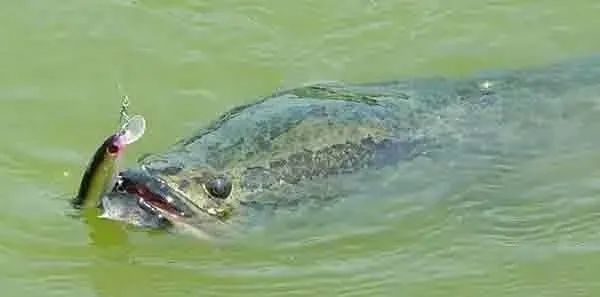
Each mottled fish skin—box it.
[100,56,600,236]
[132,86,425,233]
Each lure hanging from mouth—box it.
[73,115,146,210]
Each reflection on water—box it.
[2,0,600,296]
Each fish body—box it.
[86,56,600,238]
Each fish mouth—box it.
[106,169,228,239]
[110,169,191,222]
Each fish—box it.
[77,56,600,239]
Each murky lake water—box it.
[3,1,600,296]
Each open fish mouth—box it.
[111,169,191,222]
[107,169,230,239]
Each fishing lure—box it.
[72,98,146,210]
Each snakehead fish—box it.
[79,56,600,239]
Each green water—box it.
[3,1,600,296]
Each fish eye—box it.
[205,176,232,199]
[107,143,120,154]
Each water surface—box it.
[2,1,600,296]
